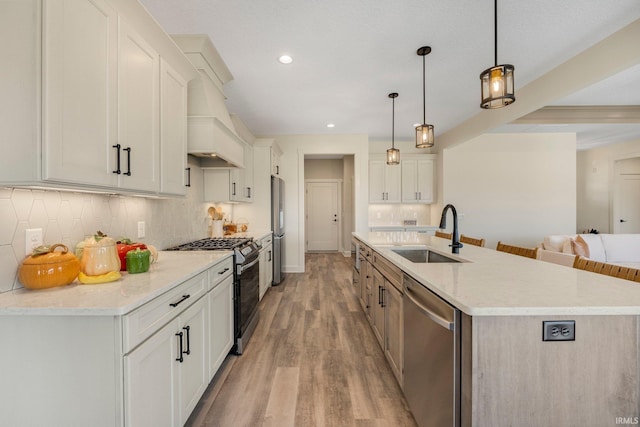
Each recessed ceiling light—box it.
[327,123,335,128]
[278,55,293,64]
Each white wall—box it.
[271,134,369,273]
[443,133,576,249]
[304,159,344,180]
[577,138,640,233]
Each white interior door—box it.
[306,181,340,251]
[615,175,640,233]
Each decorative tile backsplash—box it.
[368,204,431,227]
[0,167,212,293]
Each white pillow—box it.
[543,235,571,252]
[601,234,640,263]
[578,234,606,262]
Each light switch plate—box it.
[25,228,43,255]
[137,221,145,238]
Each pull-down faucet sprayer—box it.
[439,204,463,254]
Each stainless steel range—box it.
[166,237,260,354]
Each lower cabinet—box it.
[208,272,234,379]
[355,246,404,388]
[125,297,209,427]
[258,234,273,300]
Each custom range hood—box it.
[172,35,244,168]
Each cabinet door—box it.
[384,282,403,386]
[371,268,385,346]
[43,0,118,187]
[401,159,419,202]
[416,159,435,203]
[369,159,401,203]
[369,160,386,202]
[384,162,401,202]
[179,297,209,425]
[118,18,159,192]
[209,274,234,380]
[203,169,231,202]
[266,243,273,287]
[125,317,180,427]
[244,143,254,201]
[160,58,188,195]
[271,149,281,176]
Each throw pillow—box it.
[571,235,590,258]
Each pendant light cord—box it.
[494,0,498,67]
[391,95,395,149]
[422,54,426,124]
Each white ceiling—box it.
[140,0,640,148]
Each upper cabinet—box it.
[0,0,198,195]
[254,138,283,177]
[369,156,401,203]
[401,156,435,203]
[369,154,436,204]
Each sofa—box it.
[538,234,640,268]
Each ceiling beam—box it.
[513,106,640,124]
[436,18,640,150]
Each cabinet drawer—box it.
[123,271,207,353]
[208,257,233,291]
[372,252,402,292]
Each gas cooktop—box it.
[165,237,251,251]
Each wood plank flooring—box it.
[187,253,417,427]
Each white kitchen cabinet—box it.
[254,138,283,177]
[0,0,197,195]
[125,317,180,427]
[401,156,435,203]
[160,58,189,195]
[369,157,401,203]
[203,143,254,202]
[208,263,234,380]
[0,255,234,427]
[258,234,273,300]
[117,18,160,192]
[42,0,119,188]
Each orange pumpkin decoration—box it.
[18,244,80,289]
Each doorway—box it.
[305,181,341,251]
[613,157,640,233]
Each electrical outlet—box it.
[137,221,145,238]
[25,228,43,255]
[542,320,575,341]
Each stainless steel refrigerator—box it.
[271,176,285,284]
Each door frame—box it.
[304,179,343,253]
[612,156,640,233]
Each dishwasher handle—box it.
[405,286,455,331]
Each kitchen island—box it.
[354,232,640,427]
[0,251,235,427]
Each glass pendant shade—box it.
[386,147,400,165]
[480,0,515,109]
[480,64,515,109]
[415,124,434,148]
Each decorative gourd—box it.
[79,231,121,277]
[18,244,80,289]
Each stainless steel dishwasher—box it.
[403,274,461,427]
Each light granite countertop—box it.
[0,251,232,316]
[354,232,640,316]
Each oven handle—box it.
[240,257,259,272]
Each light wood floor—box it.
[187,253,417,427]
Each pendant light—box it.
[415,46,434,148]
[480,0,515,109]
[386,92,400,165]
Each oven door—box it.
[235,253,260,354]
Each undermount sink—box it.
[391,249,461,263]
